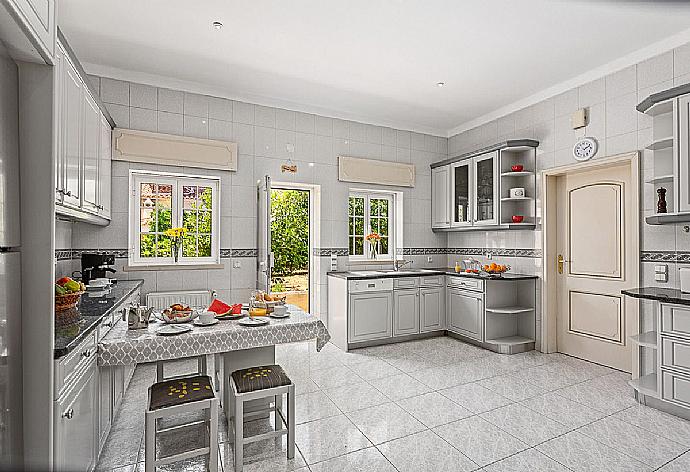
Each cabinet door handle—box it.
[81,350,92,358]
[62,408,74,420]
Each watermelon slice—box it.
[208,299,232,315]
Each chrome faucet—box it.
[393,259,412,271]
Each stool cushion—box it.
[231,365,291,394]
[149,375,215,411]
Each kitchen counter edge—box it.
[327,268,538,281]
[621,287,690,307]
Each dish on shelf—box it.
[511,215,524,223]
[511,165,524,172]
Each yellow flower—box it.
[164,227,187,239]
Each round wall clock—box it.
[572,137,598,161]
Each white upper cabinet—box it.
[60,50,83,209]
[2,0,56,62]
[450,160,472,228]
[81,90,100,213]
[99,116,112,219]
[679,95,690,213]
[473,151,499,226]
[431,165,451,228]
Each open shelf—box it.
[628,373,658,398]
[500,196,534,202]
[646,174,674,184]
[500,171,534,177]
[630,331,658,349]
[485,335,534,346]
[646,211,690,225]
[646,137,674,151]
[645,100,673,117]
[486,306,534,314]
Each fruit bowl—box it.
[157,309,198,324]
[482,264,511,277]
[55,291,85,312]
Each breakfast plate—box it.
[238,317,269,327]
[156,324,192,336]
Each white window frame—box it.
[348,190,396,261]
[128,170,221,267]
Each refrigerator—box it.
[0,41,23,469]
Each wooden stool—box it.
[229,365,295,472]
[145,375,219,472]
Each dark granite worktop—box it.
[55,280,143,359]
[327,268,538,281]
[622,287,690,307]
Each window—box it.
[348,191,394,260]
[129,171,220,266]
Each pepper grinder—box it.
[657,187,668,214]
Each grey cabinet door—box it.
[393,289,420,336]
[432,166,451,228]
[679,95,690,213]
[420,287,445,332]
[447,288,483,341]
[98,366,112,450]
[349,292,393,343]
[61,52,83,209]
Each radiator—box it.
[145,290,216,310]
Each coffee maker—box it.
[81,253,116,284]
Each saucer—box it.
[156,324,192,336]
[193,319,219,327]
[269,312,290,319]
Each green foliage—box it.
[271,189,309,276]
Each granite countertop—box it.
[327,267,538,281]
[55,280,144,359]
[621,287,690,306]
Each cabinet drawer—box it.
[420,276,444,287]
[662,370,690,408]
[394,277,419,289]
[349,278,394,293]
[55,333,97,398]
[446,276,483,292]
[660,304,690,337]
[661,337,690,375]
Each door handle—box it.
[557,254,569,274]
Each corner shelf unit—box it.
[483,278,537,354]
[638,82,690,224]
[628,373,658,398]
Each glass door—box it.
[256,175,272,292]
[473,151,499,226]
[451,161,472,227]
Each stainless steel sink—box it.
[374,268,439,274]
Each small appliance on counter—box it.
[81,252,116,285]
[680,267,690,293]
[127,305,154,330]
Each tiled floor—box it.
[96,336,690,471]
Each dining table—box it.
[98,305,331,414]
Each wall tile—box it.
[87,75,100,96]
[232,101,254,124]
[101,78,129,105]
[207,263,232,291]
[231,217,256,248]
[295,112,315,134]
[578,78,605,107]
[554,89,579,117]
[497,114,515,137]
[365,124,383,144]
[637,51,673,90]
[183,92,209,117]
[254,126,276,158]
[158,88,184,113]
[314,135,333,164]
[275,129,296,159]
[183,115,208,139]
[332,119,349,138]
[129,83,157,110]
[605,92,637,137]
[106,103,130,128]
[349,121,366,142]
[295,132,315,161]
[382,127,396,146]
[274,108,296,131]
[232,123,254,155]
[208,119,232,141]
[208,97,232,121]
[675,43,690,78]
[411,132,426,151]
[129,107,157,132]
[314,115,333,136]
[254,105,276,128]
[157,111,183,135]
[605,65,637,99]
[396,130,411,149]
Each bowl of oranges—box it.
[482,263,510,277]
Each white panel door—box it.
[431,166,450,228]
[556,163,637,371]
[82,90,100,212]
[61,54,82,208]
[98,115,112,219]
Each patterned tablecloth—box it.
[98,308,331,366]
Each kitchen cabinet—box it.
[473,151,499,226]
[97,362,112,449]
[393,289,420,336]
[447,287,483,341]
[348,290,393,343]
[54,39,113,224]
[679,94,690,213]
[420,286,445,332]
[3,0,56,62]
[431,165,451,228]
[450,160,472,227]
[54,355,98,472]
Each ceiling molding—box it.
[447,26,690,138]
[82,62,448,138]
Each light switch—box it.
[655,264,668,283]
[427,256,433,263]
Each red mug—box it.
[512,215,524,223]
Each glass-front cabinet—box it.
[473,151,499,226]
[451,161,472,227]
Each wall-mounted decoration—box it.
[113,128,237,171]
[572,137,598,161]
[338,156,415,187]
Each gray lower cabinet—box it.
[393,289,420,336]
[447,288,483,341]
[98,365,112,449]
[349,292,393,343]
[54,357,98,472]
[420,287,445,332]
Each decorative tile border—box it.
[58,248,257,260]
[641,251,690,263]
[230,249,258,258]
[55,250,73,261]
[315,248,349,256]
[446,247,543,258]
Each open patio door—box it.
[256,175,272,292]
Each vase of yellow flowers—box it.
[365,232,381,259]
[165,227,187,263]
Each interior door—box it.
[256,175,272,292]
[556,163,637,372]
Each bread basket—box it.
[55,291,85,313]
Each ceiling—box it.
[59,0,690,136]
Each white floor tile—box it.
[346,402,426,445]
[378,430,478,472]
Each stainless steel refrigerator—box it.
[0,41,23,469]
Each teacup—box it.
[273,305,288,316]
[198,311,215,324]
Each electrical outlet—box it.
[427,256,433,263]
[233,260,241,269]
[655,264,668,283]
[330,254,338,271]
